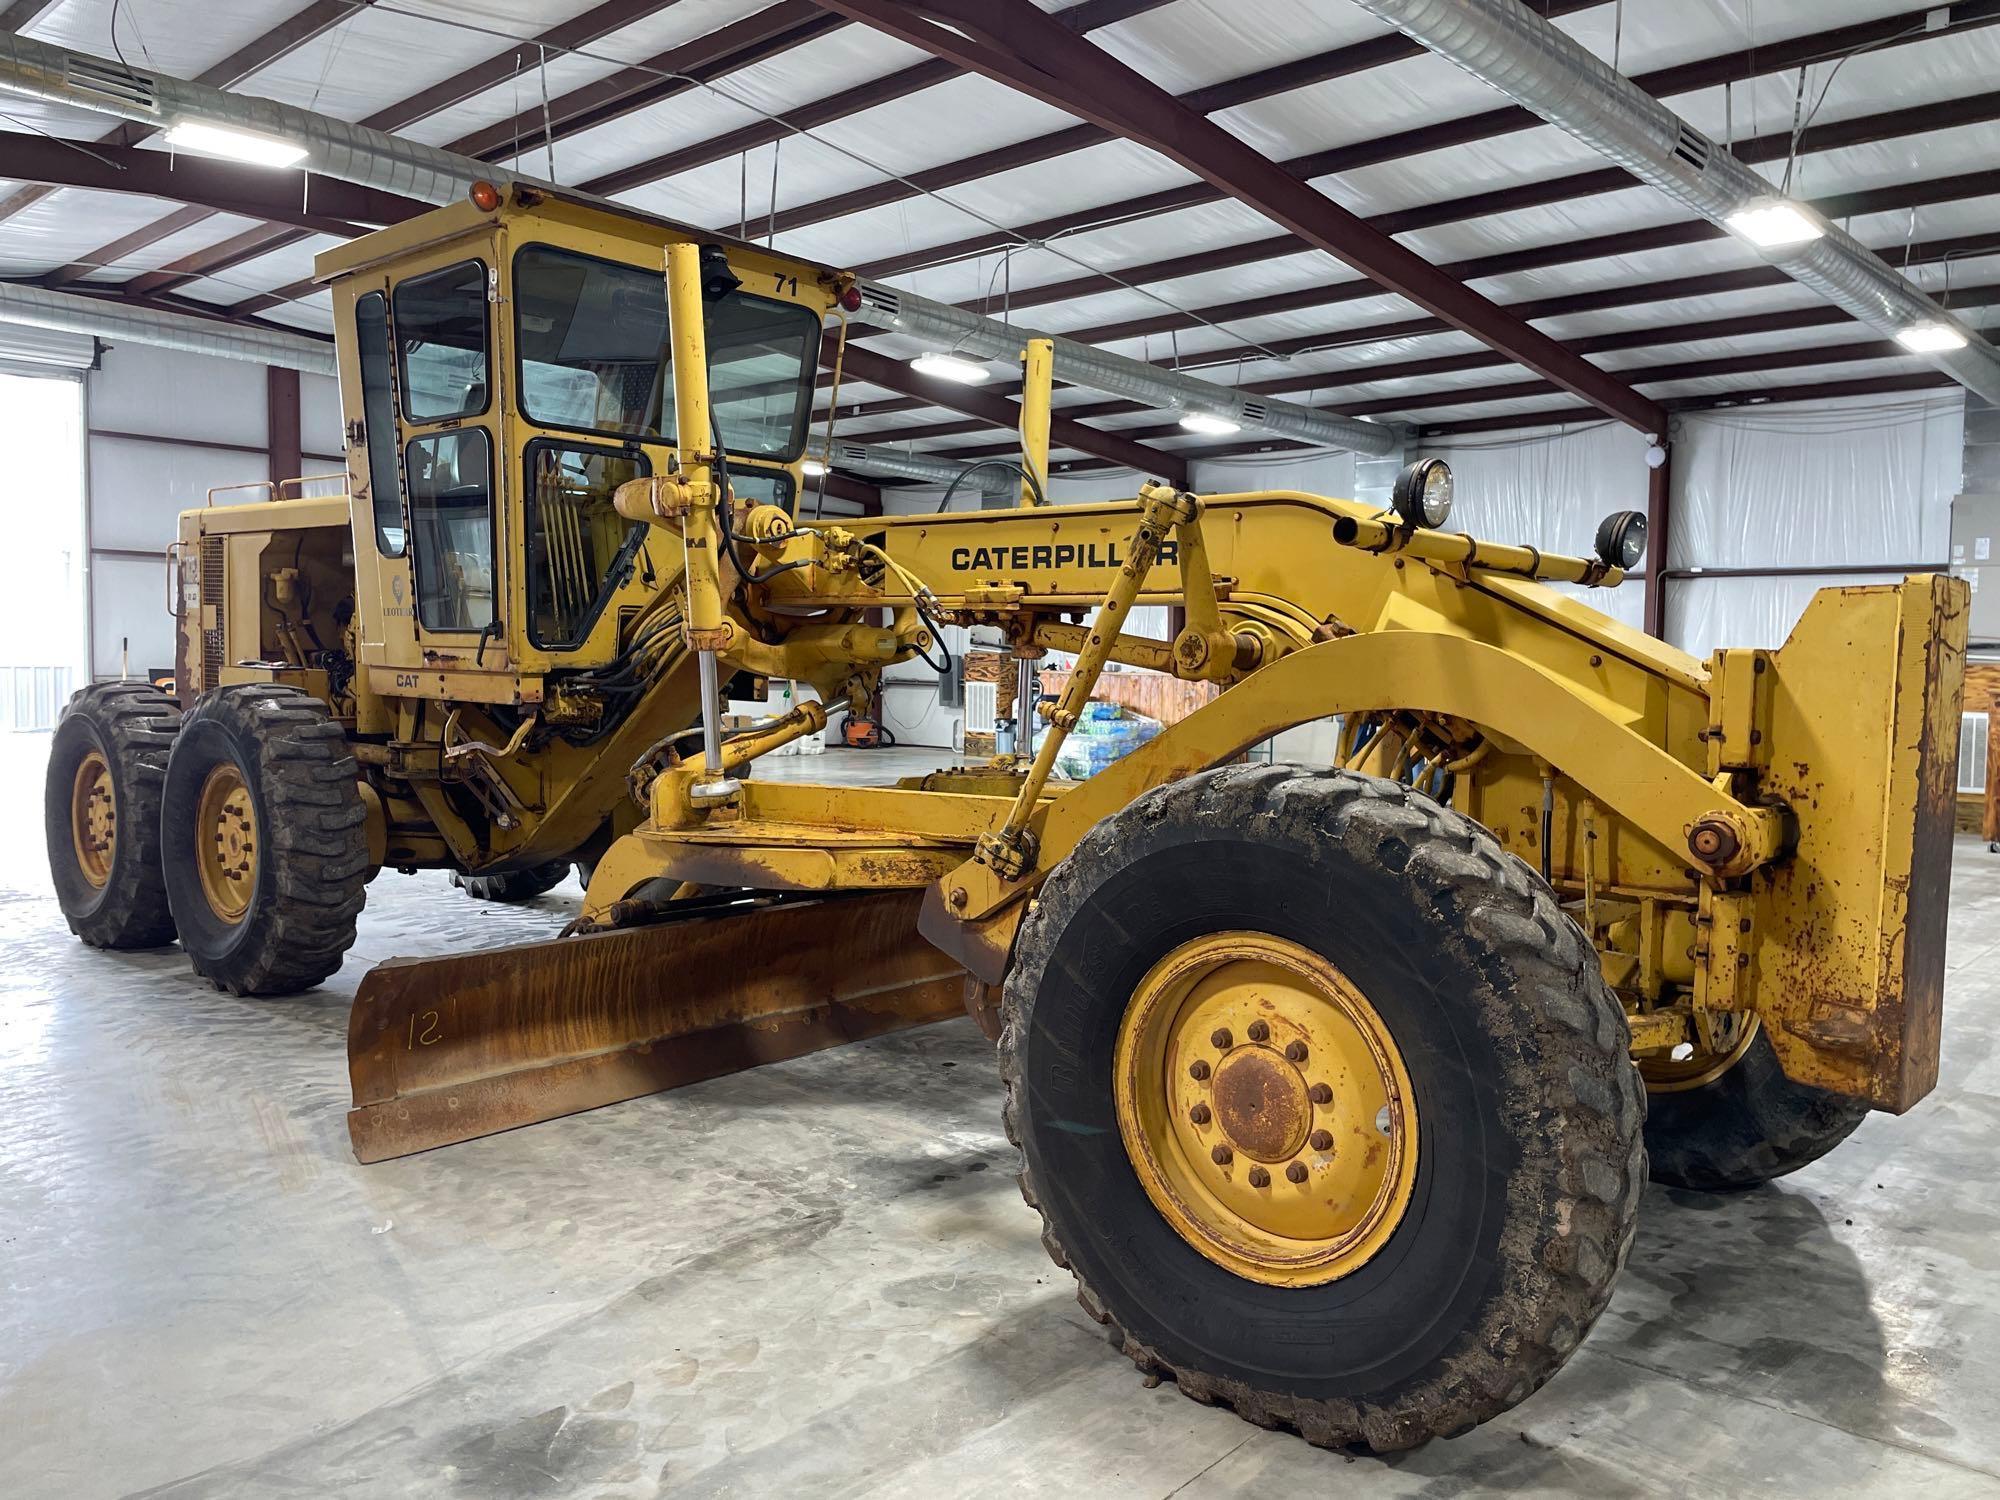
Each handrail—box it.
[204,473,349,506]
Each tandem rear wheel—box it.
[45,682,182,949]
[1001,765,1644,1452]
[160,684,371,996]
[1640,1019,1868,1191]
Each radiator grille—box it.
[199,536,226,691]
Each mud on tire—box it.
[999,764,1645,1452]
[161,684,370,996]
[45,682,182,948]
[1645,1030,1867,1191]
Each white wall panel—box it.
[1432,421,1650,632]
[301,371,345,462]
[1671,392,1963,570]
[87,437,266,552]
[88,553,176,681]
[90,344,268,448]
[1193,448,1357,498]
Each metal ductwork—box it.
[0,31,524,207]
[812,439,1012,491]
[1349,0,2000,405]
[0,34,1399,455]
[0,281,336,374]
[846,284,1400,456]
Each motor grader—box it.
[46,181,1966,1453]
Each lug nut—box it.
[1247,1166,1270,1187]
[1284,1040,1308,1063]
[1188,1058,1211,1081]
[1210,1028,1233,1049]
[1286,1161,1308,1184]
[1309,1083,1333,1105]
[1211,1143,1232,1165]
[1247,1020,1270,1043]
[1310,1129,1334,1151]
[1190,1103,1211,1125]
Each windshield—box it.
[514,244,820,460]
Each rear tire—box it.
[161,684,369,996]
[1645,1030,1868,1191]
[451,861,572,901]
[1001,765,1644,1452]
[44,682,181,948]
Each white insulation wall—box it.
[85,342,342,680]
[1666,392,1964,658]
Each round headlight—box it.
[1594,510,1648,570]
[1392,458,1453,529]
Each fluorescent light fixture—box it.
[164,120,309,168]
[1723,198,1823,249]
[1178,411,1241,435]
[1895,320,1968,353]
[912,351,991,384]
[801,457,828,477]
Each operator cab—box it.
[317,183,844,698]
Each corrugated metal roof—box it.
[0,0,1992,466]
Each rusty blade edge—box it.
[347,977,967,1163]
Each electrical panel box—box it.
[1951,492,2000,647]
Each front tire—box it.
[161,685,369,996]
[45,682,181,948]
[1644,1028,1868,1191]
[1000,765,1644,1452]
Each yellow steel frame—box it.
[581,448,1967,1113]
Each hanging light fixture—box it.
[911,351,992,384]
[1895,320,1969,353]
[163,119,307,168]
[1723,197,1824,250]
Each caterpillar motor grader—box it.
[47,181,1966,1452]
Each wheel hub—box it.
[70,750,116,888]
[195,763,258,923]
[1113,931,1419,1287]
[1209,1046,1310,1162]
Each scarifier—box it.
[46,183,1968,1451]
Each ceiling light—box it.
[912,351,991,384]
[1895,320,1968,353]
[163,119,308,169]
[1723,198,1823,250]
[801,457,828,477]
[1178,411,1240,435]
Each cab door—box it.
[386,252,506,674]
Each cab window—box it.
[513,244,819,459]
[394,260,489,423]
[524,440,649,649]
[404,429,495,633]
[353,291,406,556]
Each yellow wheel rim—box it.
[1639,1011,1760,1093]
[195,762,258,924]
[1113,932,1419,1288]
[71,750,116,888]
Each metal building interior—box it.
[2,0,1999,1495]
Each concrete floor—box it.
[5,733,2000,1498]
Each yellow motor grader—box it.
[46,182,1966,1452]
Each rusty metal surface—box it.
[1753,574,1970,1111]
[347,889,964,1161]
